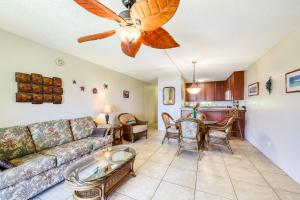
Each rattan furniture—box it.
[207,117,235,154]
[64,146,136,200]
[118,113,148,143]
[176,118,204,155]
[161,112,178,144]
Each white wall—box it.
[245,27,300,184]
[157,75,183,130]
[0,29,151,127]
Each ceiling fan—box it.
[74,0,180,57]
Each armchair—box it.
[161,112,178,144]
[118,113,148,143]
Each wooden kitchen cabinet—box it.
[226,71,244,100]
[215,81,226,101]
[204,82,216,101]
[196,83,206,101]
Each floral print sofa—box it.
[0,116,112,200]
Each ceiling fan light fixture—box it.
[116,26,141,43]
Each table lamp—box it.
[104,105,112,124]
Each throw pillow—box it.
[0,159,14,170]
[90,128,106,138]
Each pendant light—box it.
[187,61,201,94]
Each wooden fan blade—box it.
[130,0,180,31]
[78,30,115,43]
[74,0,125,23]
[141,27,179,49]
[121,40,142,58]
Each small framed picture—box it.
[286,68,300,93]
[123,90,129,98]
[248,82,259,96]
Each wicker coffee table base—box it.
[71,159,135,200]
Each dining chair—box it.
[176,118,204,155]
[207,116,235,154]
[209,108,242,139]
[161,112,179,144]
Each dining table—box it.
[174,118,218,150]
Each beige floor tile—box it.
[195,191,232,200]
[163,166,197,188]
[223,154,255,169]
[170,156,198,171]
[38,182,72,200]
[177,150,200,160]
[275,189,300,200]
[108,193,136,200]
[227,166,268,186]
[149,152,174,165]
[200,152,224,164]
[232,180,279,200]
[196,174,236,199]
[262,172,300,193]
[137,161,169,179]
[198,161,229,178]
[152,181,194,200]
[117,175,160,200]
[136,151,153,160]
[134,158,147,171]
[253,159,285,175]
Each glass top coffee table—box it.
[64,146,136,200]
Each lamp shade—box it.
[104,105,112,113]
[186,83,201,94]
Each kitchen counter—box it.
[181,107,245,112]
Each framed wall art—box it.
[248,82,259,96]
[286,68,300,93]
[15,72,63,104]
[123,90,129,98]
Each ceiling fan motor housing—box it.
[122,0,136,9]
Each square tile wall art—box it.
[15,72,63,104]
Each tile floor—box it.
[33,129,300,200]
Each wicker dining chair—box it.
[207,116,235,154]
[176,118,204,155]
[161,112,178,144]
[209,108,242,138]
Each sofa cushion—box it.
[132,125,148,134]
[119,114,136,125]
[80,135,113,150]
[28,120,74,151]
[0,126,36,160]
[0,153,56,190]
[70,116,96,140]
[167,126,179,133]
[40,141,92,166]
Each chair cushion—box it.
[0,126,36,160]
[119,114,136,125]
[40,141,92,166]
[132,125,148,133]
[80,135,113,150]
[167,126,179,133]
[0,153,56,190]
[70,116,96,140]
[180,121,198,139]
[28,119,74,151]
[209,130,227,139]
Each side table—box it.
[97,124,123,146]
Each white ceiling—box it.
[0,0,300,82]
